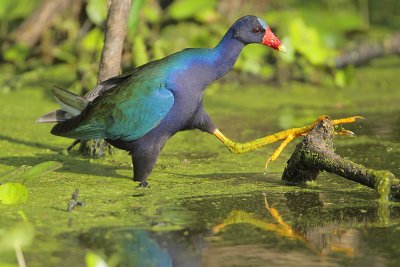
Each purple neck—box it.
[212,28,245,78]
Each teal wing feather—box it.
[51,80,174,141]
[105,83,174,141]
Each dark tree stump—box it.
[282,118,400,200]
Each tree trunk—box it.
[79,0,132,157]
[97,0,132,83]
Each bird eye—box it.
[252,27,262,34]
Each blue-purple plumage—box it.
[41,15,277,186]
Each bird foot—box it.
[138,181,150,188]
[264,115,364,171]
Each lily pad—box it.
[0,183,28,204]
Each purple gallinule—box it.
[38,15,360,187]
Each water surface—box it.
[0,57,400,266]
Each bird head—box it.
[232,15,286,53]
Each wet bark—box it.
[78,0,131,156]
[282,118,400,200]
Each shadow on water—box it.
[0,133,133,179]
[78,191,400,267]
[160,171,283,183]
[191,172,288,185]
[0,134,60,151]
[0,154,129,179]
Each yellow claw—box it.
[265,134,295,171]
[335,129,356,136]
[263,115,364,169]
[331,116,365,125]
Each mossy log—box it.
[282,118,400,200]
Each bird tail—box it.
[36,86,89,123]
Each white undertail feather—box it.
[36,86,89,123]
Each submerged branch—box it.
[282,118,400,200]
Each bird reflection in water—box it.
[212,193,357,257]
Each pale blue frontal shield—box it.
[257,18,268,29]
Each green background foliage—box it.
[1,0,399,92]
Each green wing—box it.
[51,81,174,141]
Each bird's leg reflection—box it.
[212,193,356,256]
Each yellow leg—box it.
[213,115,363,168]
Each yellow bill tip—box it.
[278,44,287,54]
